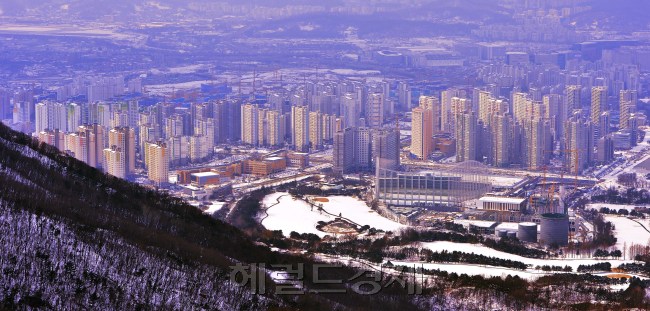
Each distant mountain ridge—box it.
[567,0,650,33]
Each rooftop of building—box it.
[479,196,527,204]
[191,172,219,178]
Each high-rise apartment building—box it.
[67,103,82,132]
[565,85,581,113]
[449,97,471,135]
[490,113,512,167]
[35,102,66,134]
[103,146,126,179]
[145,141,169,185]
[341,93,360,129]
[564,114,593,175]
[241,103,259,145]
[596,135,614,164]
[591,86,607,126]
[523,118,551,170]
[167,136,190,167]
[620,89,637,130]
[441,89,460,132]
[189,135,211,162]
[333,128,355,174]
[108,127,135,175]
[291,105,310,152]
[267,110,285,146]
[543,94,564,140]
[599,111,611,139]
[372,128,400,170]
[366,93,384,128]
[410,105,433,160]
[397,82,412,110]
[308,111,323,150]
[38,129,65,151]
[322,114,337,142]
[455,111,478,162]
[333,127,398,174]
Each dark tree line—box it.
[416,249,528,270]
[576,262,612,273]
[592,187,650,204]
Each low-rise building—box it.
[191,172,221,186]
[477,196,527,212]
[287,152,310,168]
[243,157,287,176]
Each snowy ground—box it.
[261,193,330,237]
[323,254,637,282]
[204,202,226,215]
[599,128,650,189]
[316,196,406,232]
[605,215,650,253]
[417,241,634,270]
[388,260,543,280]
[260,192,406,237]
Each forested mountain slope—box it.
[0,123,282,309]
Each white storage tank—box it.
[517,222,538,243]
[539,213,569,246]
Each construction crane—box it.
[545,149,580,189]
[544,148,584,243]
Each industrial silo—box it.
[517,222,538,243]
[506,231,517,239]
[539,213,569,246]
[496,229,507,238]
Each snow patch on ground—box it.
[0,165,38,188]
[318,195,406,232]
[418,241,634,270]
[605,215,650,252]
[389,260,543,280]
[260,193,406,237]
[261,193,331,237]
[0,137,57,167]
[204,202,226,215]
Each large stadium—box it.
[375,161,493,209]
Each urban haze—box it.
[1,0,650,310]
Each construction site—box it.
[374,146,599,247]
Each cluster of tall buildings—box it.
[20,77,413,182]
[333,127,400,174]
[3,51,645,183]
[409,85,644,174]
[30,99,167,185]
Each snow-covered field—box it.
[204,202,226,215]
[261,193,330,237]
[260,192,406,237]
[418,241,633,270]
[318,196,406,231]
[388,260,543,280]
[605,215,650,252]
[323,253,639,282]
